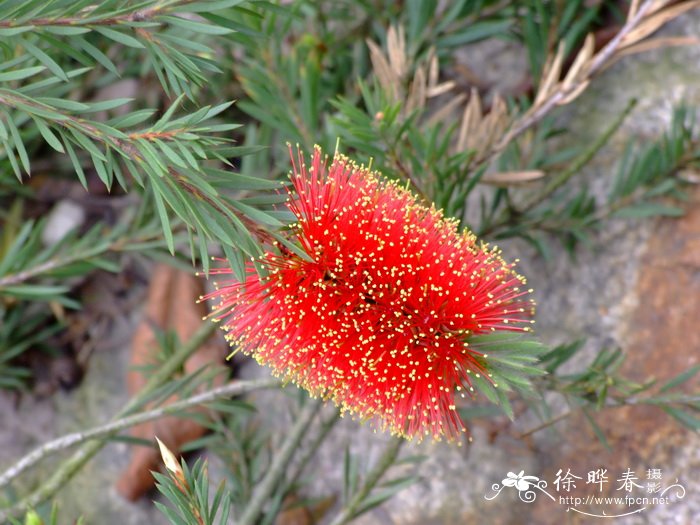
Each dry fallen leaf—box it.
[115,264,227,501]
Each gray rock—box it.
[41,200,85,247]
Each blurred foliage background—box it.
[1,1,700,523]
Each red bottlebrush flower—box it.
[208,146,534,441]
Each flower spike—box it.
[207,146,534,441]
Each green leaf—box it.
[91,153,112,189]
[69,128,106,162]
[203,100,235,120]
[229,201,283,227]
[0,284,71,298]
[154,93,187,129]
[156,139,187,168]
[613,202,684,219]
[23,40,68,81]
[5,116,31,175]
[40,97,90,112]
[159,15,234,35]
[541,340,585,373]
[4,140,23,181]
[33,118,64,152]
[76,37,119,76]
[44,26,91,36]
[109,109,157,128]
[180,0,244,12]
[270,231,313,263]
[152,186,175,254]
[356,479,418,516]
[0,26,35,37]
[94,27,145,49]
[0,65,46,82]
[84,98,133,113]
[407,0,437,42]
[582,407,611,451]
[659,364,700,393]
[662,406,700,430]
[438,19,513,47]
[64,138,88,189]
[206,169,285,191]
[136,138,168,176]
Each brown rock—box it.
[115,264,227,501]
[525,190,700,524]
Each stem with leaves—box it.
[479,98,638,238]
[0,320,218,521]
[0,1,204,28]
[237,398,323,525]
[525,99,638,210]
[328,437,404,525]
[286,409,341,487]
[0,378,279,489]
[484,0,660,164]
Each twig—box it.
[0,258,73,288]
[287,409,340,484]
[484,0,662,163]
[518,411,572,439]
[0,0,197,28]
[526,98,637,209]
[0,238,117,288]
[0,225,171,288]
[328,437,404,525]
[0,90,275,246]
[237,398,323,525]
[479,97,637,238]
[0,378,279,489]
[261,408,340,520]
[0,90,201,163]
[0,319,218,521]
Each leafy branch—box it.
[329,438,405,525]
[0,0,253,97]
[0,0,223,29]
[155,446,231,525]
[332,0,698,240]
[0,83,284,270]
[518,342,700,442]
[482,104,699,253]
[0,305,59,390]
[0,205,168,293]
[481,0,700,166]
[0,378,279,490]
[237,398,323,525]
[0,319,218,521]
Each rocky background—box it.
[1,12,699,525]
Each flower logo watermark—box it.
[486,470,556,504]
